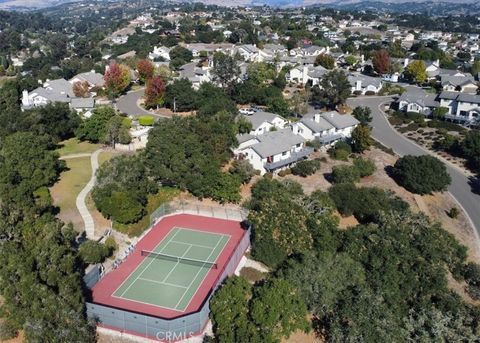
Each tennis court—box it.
[112,227,230,312]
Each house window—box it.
[296,143,301,148]
[282,151,287,156]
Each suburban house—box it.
[70,71,105,90]
[234,44,269,62]
[177,61,212,89]
[348,73,383,95]
[21,78,95,114]
[240,111,288,136]
[292,111,360,146]
[148,46,171,61]
[22,78,75,109]
[440,74,478,93]
[288,65,328,86]
[438,91,480,123]
[234,129,313,175]
[396,88,439,115]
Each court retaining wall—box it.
[86,203,251,341]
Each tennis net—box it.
[141,250,218,269]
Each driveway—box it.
[116,88,168,119]
[347,96,480,241]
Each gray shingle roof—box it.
[251,129,305,158]
[71,97,95,109]
[321,112,360,129]
[399,89,439,108]
[243,111,282,130]
[300,116,334,133]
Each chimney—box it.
[21,90,30,107]
[314,113,321,122]
[404,58,409,68]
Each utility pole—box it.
[173,97,176,113]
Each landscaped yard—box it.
[113,187,180,237]
[49,156,92,230]
[56,138,101,156]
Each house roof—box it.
[71,97,95,109]
[236,133,257,144]
[348,73,382,88]
[30,86,70,103]
[321,111,360,129]
[243,111,284,130]
[399,88,439,108]
[43,78,75,98]
[300,116,334,133]
[251,129,305,158]
[439,91,480,104]
[441,75,476,88]
[72,71,105,87]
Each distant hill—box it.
[0,0,72,10]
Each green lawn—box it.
[98,150,123,166]
[56,138,101,156]
[50,157,92,229]
[114,187,180,237]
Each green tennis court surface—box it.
[113,227,230,312]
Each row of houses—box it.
[21,71,104,116]
[234,111,359,174]
[397,87,480,123]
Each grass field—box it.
[56,138,101,156]
[113,227,230,312]
[98,150,122,166]
[50,157,92,229]
[114,188,180,237]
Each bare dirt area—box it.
[283,330,324,343]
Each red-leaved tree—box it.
[104,63,131,98]
[372,49,391,75]
[137,59,155,84]
[144,76,166,109]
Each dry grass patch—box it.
[56,138,100,156]
[49,157,92,230]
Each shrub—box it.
[328,141,352,161]
[391,155,451,194]
[365,90,376,96]
[447,207,460,219]
[138,115,155,126]
[96,191,145,224]
[353,157,376,177]
[277,169,292,177]
[331,165,361,184]
[464,262,480,300]
[328,183,408,223]
[229,159,256,184]
[0,320,17,341]
[104,236,118,254]
[79,240,110,264]
[291,159,321,177]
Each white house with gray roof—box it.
[438,91,480,123]
[241,111,288,136]
[293,111,360,146]
[348,73,383,95]
[397,88,439,115]
[234,129,313,175]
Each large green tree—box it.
[311,70,351,109]
[392,155,451,194]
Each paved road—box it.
[76,149,102,239]
[117,88,167,119]
[347,96,480,243]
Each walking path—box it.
[59,152,93,160]
[76,149,102,239]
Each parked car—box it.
[239,108,255,115]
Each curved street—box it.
[347,96,480,243]
[116,88,167,119]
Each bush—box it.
[328,141,352,161]
[365,90,376,96]
[104,236,118,254]
[331,165,360,184]
[0,320,17,341]
[447,207,460,219]
[464,262,480,300]
[138,115,155,126]
[391,155,451,194]
[353,157,376,177]
[277,168,292,177]
[79,240,110,264]
[96,191,145,224]
[229,160,256,184]
[291,159,321,177]
[329,183,408,223]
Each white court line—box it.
[173,235,226,311]
[138,277,188,289]
[170,240,217,250]
[160,244,193,283]
[172,226,231,241]
[116,229,181,298]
